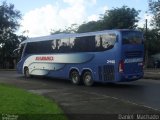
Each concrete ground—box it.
[0,71,160,120]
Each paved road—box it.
[0,71,160,119]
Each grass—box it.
[0,83,67,120]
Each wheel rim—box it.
[84,73,93,86]
[85,75,92,83]
[72,72,79,84]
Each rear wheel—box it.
[70,70,81,85]
[24,67,30,78]
[83,71,94,86]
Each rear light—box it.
[138,61,144,69]
[138,62,143,66]
[119,60,124,73]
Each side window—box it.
[51,39,70,53]
[95,35,104,51]
[33,41,52,54]
[69,37,76,52]
[85,36,95,52]
[51,40,56,50]
[56,39,61,50]
[95,33,116,51]
[72,36,95,52]
[59,38,70,53]
[25,42,38,54]
[73,37,82,52]
[25,41,53,54]
[25,33,117,54]
[101,34,116,49]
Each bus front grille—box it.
[98,65,114,81]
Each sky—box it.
[1,0,152,37]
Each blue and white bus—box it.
[16,29,144,86]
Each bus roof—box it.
[21,29,137,44]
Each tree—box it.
[149,0,160,30]
[102,6,140,29]
[51,24,78,34]
[0,1,21,38]
[0,1,24,68]
[51,6,140,34]
[77,6,140,33]
[147,0,160,59]
[77,21,102,33]
[143,29,160,55]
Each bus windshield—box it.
[13,44,25,60]
[122,31,143,44]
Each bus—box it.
[16,29,144,86]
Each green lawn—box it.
[0,83,67,120]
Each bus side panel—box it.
[17,53,95,77]
[92,35,121,83]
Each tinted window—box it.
[27,42,36,54]
[25,33,117,54]
[122,31,143,44]
[25,41,53,54]
[95,34,116,51]
[51,38,70,53]
[73,36,95,52]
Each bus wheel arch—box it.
[82,70,94,86]
[69,69,81,85]
[24,66,30,78]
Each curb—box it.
[143,76,160,80]
[0,69,16,71]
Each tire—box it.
[83,71,94,86]
[24,67,30,78]
[70,70,81,85]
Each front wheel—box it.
[83,71,94,86]
[24,67,30,78]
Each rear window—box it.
[122,31,143,44]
